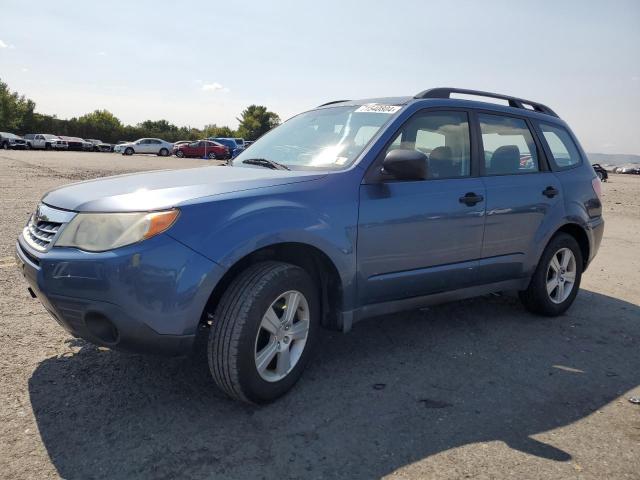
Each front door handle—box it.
[459,192,484,206]
[543,186,559,198]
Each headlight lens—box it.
[56,209,179,252]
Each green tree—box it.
[235,105,280,141]
[202,123,236,139]
[0,79,36,132]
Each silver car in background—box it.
[114,138,173,156]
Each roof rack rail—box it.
[414,87,558,117]
[317,99,350,107]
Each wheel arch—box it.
[201,242,344,331]
[551,223,590,269]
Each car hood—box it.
[42,165,326,212]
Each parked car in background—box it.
[114,138,173,156]
[24,134,68,150]
[210,137,244,157]
[173,140,192,147]
[58,136,88,151]
[1,132,28,149]
[244,140,254,149]
[86,139,114,152]
[592,163,608,182]
[613,165,640,174]
[173,140,229,159]
[16,87,604,404]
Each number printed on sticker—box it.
[355,104,402,114]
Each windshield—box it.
[43,134,59,140]
[232,105,400,170]
[1,132,19,139]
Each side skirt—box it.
[341,278,530,331]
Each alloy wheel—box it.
[254,290,310,382]
[546,247,577,304]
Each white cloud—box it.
[21,67,28,72]
[98,51,107,56]
[0,40,8,48]
[201,82,229,93]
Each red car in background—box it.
[173,140,229,159]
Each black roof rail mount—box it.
[317,100,350,107]
[414,87,558,117]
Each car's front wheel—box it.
[124,147,134,156]
[175,150,185,158]
[207,152,217,159]
[208,261,319,404]
[519,233,583,316]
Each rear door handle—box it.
[543,186,559,198]
[459,192,484,206]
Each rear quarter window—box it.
[538,123,582,169]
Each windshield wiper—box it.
[241,158,290,170]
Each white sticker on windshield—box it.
[355,103,402,114]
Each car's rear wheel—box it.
[2,142,8,150]
[124,147,134,156]
[158,148,169,157]
[519,233,583,316]
[175,150,185,158]
[208,261,319,404]
[207,152,217,159]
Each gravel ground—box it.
[0,150,638,480]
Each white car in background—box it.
[114,138,173,156]
[23,134,68,150]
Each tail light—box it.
[591,177,602,199]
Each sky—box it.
[1,0,639,154]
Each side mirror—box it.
[382,149,428,180]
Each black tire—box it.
[208,261,319,404]
[124,147,134,156]
[207,152,217,160]
[175,150,184,158]
[596,171,604,181]
[45,143,51,150]
[26,143,31,150]
[519,233,583,316]
[158,148,169,157]
[2,141,8,150]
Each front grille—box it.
[25,219,62,250]
[22,204,76,253]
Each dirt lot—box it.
[0,150,638,479]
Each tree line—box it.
[0,78,281,143]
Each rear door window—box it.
[478,113,539,175]
[538,123,582,169]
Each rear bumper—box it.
[586,216,604,268]
[15,233,224,355]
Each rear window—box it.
[538,123,582,169]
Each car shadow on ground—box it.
[29,289,640,479]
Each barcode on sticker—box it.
[355,104,402,114]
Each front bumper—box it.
[16,233,224,355]
[51,143,68,150]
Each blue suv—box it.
[16,88,604,403]
[209,137,244,158]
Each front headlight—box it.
[56,209,179,252]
